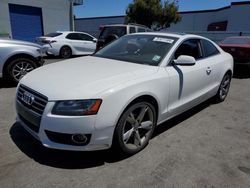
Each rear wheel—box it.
[113,102,156,155]
[6,58,37,84]
[60,46,72,59]
[214,73,231,102]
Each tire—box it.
[60,46,72,59]
[214,73,232,102]
[6,57,37,84]
[113,102,156,155]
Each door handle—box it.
[206,67,212,75]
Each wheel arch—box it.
[60,45,72,52]
[59,45,73,57]
[225,69,233,78]
[3,53,38,77]
[116,94,160,126]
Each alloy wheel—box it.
[219,74,231,100]
[61,46,72,58]
[11,61,34,82]
[122,104,155,150]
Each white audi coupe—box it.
[16,32,233,155]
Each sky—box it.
[74,0,248,18]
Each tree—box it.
[158,1,182,29]
[125,0,181,30]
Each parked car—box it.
[36,31,97,58]
[16,33,233,155]
[219,36,250,68]
[0,39,44,84]
[96,23,151,51]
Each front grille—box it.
[19,113,39,133]
[16,85,48,133]
[17,85,48,116]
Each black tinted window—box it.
[99,26,126,39]
[66,33,81,40]
[175,39,202,60]
[79,34,93,41]
[138,28,146,32]
[202,39,219,57]
[45,32,62,37]
[129,27,136,33]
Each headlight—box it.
[52,99,102,116]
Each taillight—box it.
[50,40,57,43]
[41,39,50,44]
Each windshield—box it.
[94,34,178,66]
[45,32,63,37]
[99,26,126,39]
[221,37,250,45]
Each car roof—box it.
[56,31,87,34]
[102,24,148,28]
[129,31,205,40]
[52,31,95,38]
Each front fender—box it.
[94,68,170,130]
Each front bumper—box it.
[16,88,113,151]
[36,56,44,66]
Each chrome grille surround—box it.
[16,84,48,133]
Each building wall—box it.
[167,2,250,32]
[74,1,250,41]
[0,0,71,38]
[227,3,250,31]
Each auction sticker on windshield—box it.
[153,37,174,44]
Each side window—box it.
[129,27,136,33]
[202,39,220,57]
[174,39,202,60]
[138,28,146,32]
[79,34,93,41]
[66,33,81,40]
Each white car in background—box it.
[16,33,233,155]
[36,31,97,58]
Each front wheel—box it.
[6,58,37,84]
[214,73,232,102]
[113,102,156,155]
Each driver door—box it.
[166,39,214,116]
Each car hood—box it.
[0,39,41,48]
[20,56,158,100]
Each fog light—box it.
[71,134,88,144]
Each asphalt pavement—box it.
[0,58,250,188]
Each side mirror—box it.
[173,55,196,66]
[93,38,97,43]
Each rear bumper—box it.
[43,44,60,56]
[234,61,250,69]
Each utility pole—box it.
[69,0,74,31]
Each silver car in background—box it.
[0,39,44,84]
